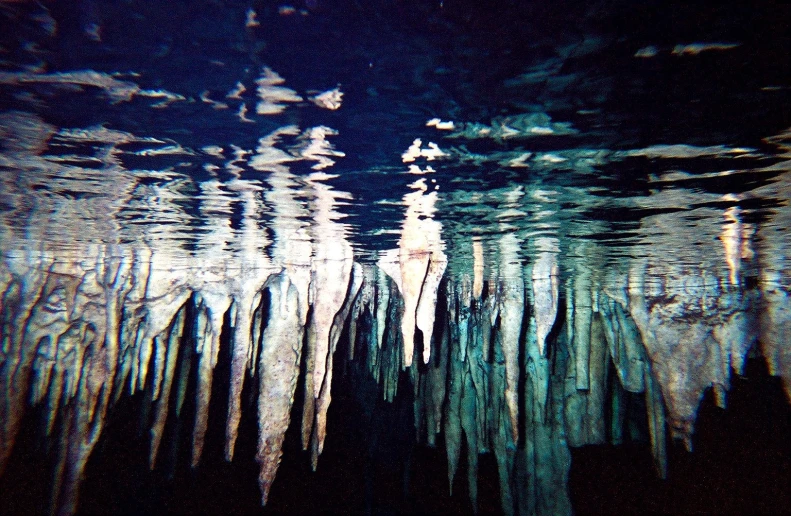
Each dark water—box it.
[1,0,789,259]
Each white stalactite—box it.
[257,274,304,504]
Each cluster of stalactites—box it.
[0,241,367,514]
[350,247,769,515]
[2,238,786,516]
[350,240,570,515]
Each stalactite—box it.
[426,314,449,447]
[150,334,167,402]
[564,290,608,447]
[129,321,144,397]
[382,291,404,403]
[369,320,382,384]
[149,305,186,469]
[458,275,472,363]
[375,267,391,350]
[191,292,232,467]
[249,296,265,379]
[760,269,791,402]
[415,248,447,364]
[348,275,369,360]
[0,247,136,514]
[0,223,785,516]
[609,373,626,446]
[136,252,196,396]
[444,297,463,495]
[599,295,645,393]
[490,327,516,516]
[43,331,75,438]
[645,363,668,479]
[414,368,427,440]
[756,170,791,401]
[624,259,753,449]
[525,269,550,428]
[301,319,317,451]
[51,251,135,515]
[411,352,421,397]
[0,254,54,476]
[256,273,305,504]
[478,295,496,451]
[118,249,151,401]
[586,308,608,444]
[225,285,267,461]
[309,246,353,399]
[522,318,572,516]
[398,244,429,368]
[311,263,363,469]
[174,314,194,419]
[468,306,490,453]
[0,246,782,516]
[377,177,445,367]
[461,363,479,513]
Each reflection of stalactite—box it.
[498,233,523,443]
[378,177,446,366]
[531,242,559,357]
